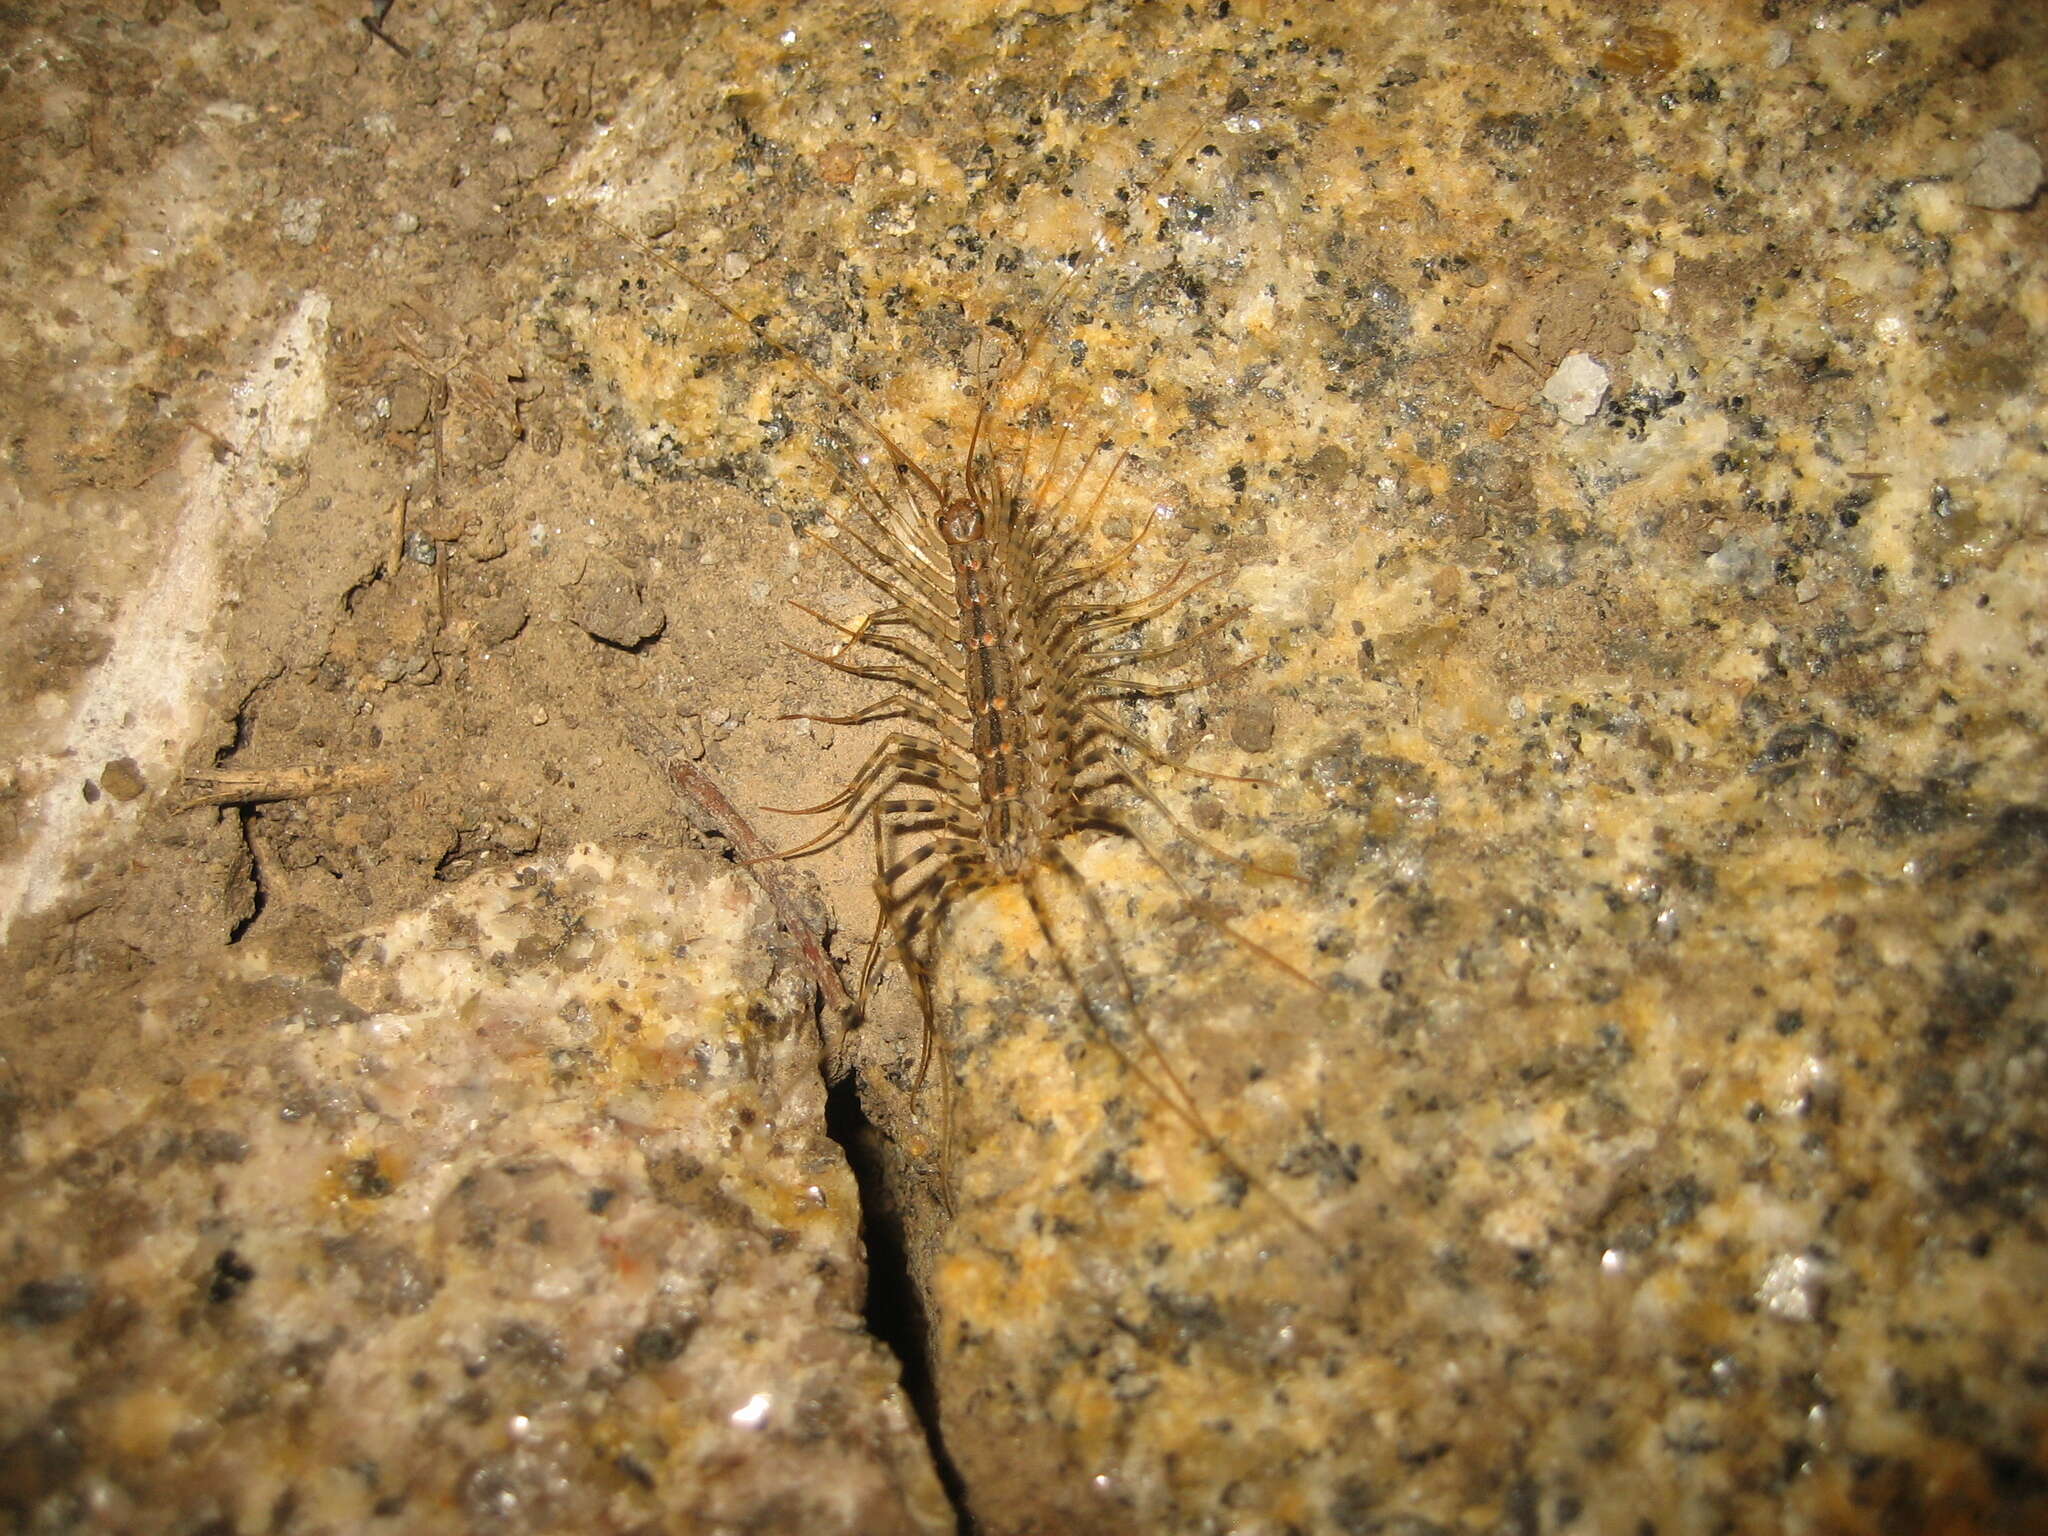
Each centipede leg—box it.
[1068,725,1302,880]
[1073,703,1270,788]
[780,691,975,754]
[759,732,957,816]
[1065,790,1320,991]
[1030,847,1332,1254]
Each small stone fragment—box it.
[465,518,510,561]
[277,196,325,246]
[523,410,562,460]
[1229,698,1277,754]
[572,560,665,649]
[99,758,147,802]
[386,380,431,434]
[448,411,517,470]
[1542,351,1611,424]
[493,816,542,856]
[817,141,862,187]
[412,493,469,544]
[1706,532,1774,599]
[1964,129,2042,210]
[1756,1251,1827,1323]
[473,593,529,647]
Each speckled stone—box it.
[0,848,949,1533]
[2,0,2042,1532]
[560,2,2048,1531]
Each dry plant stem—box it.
[174,762,397,811]
[387,488,408,577]
[614,709,857,1033]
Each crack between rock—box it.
[824,1073,974,1535]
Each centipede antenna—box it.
[591,213,951,506]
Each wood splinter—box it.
[174,762,396,811]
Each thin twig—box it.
[613,708,856,1027]
[387,487,408,578]
[174,762,396,811]
[360,0,411,57]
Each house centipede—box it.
[596,110,1332,1253]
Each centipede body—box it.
[762,334,1329,1250]
[777,366,1221,1005]
[599,129,1331,1249]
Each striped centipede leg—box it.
[1062,794,1320,991]
[870,821,991,1210]
[793,627,961,698]
[1059,565,1224,635]
[1080,656,1258,702]
[1075,703,1268,787]
[780,693,975,755]
[759,733,956,816]
[790,638,960,691]
[1076,607,1246,676]
[1016,847,1332,1254]
[1060,720,1302,882]
[756,749,964,864]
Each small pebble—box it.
[493,816,542,855]
[386,381,430,434]
[572,561,664,649]
[1964,129,2042,210]
[99,758,146,802]
[473,593,528,647]
[1229,699,1277,755]
[1543,352,1611,425]
[277,196,325,247]
[448,412,516,470]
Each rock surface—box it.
[2,848,948,1533]
[1,2,2042,1533]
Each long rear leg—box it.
[1060,785,1321,991]
[1015,850,1333,1255]
[1061,723,1307,887]
[868,810,992,1213]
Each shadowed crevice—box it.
[824,1073,973,1535]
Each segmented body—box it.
[779,395,1183,1013]
[945,499,1046,875]
[604,127,1329,1247]
[784,364,1338,1254]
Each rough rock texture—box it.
[1,848,948,1533]
[2,1,2043,1533]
